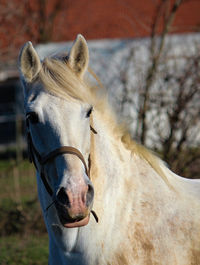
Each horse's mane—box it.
[39,57,171,188]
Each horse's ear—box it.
[18,41,41,83]
[68,34,89,77]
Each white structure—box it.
[36,33,200,148]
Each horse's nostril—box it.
[86,183,94,207]
[57,187,70,206]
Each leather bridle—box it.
[25,112,99,223]
[26,114,93,197]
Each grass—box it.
[0,160,37,207]
[0,159,49,265]
[0,235,49,265]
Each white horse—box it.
[19,34,200,265]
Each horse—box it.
[18,34,200,265]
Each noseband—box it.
[26,117,91,197]
[25,113,99,223]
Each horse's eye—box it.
[26,112,39,124]
[86,107,93,118]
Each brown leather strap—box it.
[26,116,96,196]
[90,125,97,134]
[40,146,88,176]
[28,144,90,197]
[27,132,90,196]
[26,115,99,222]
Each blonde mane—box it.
[39,56,170,187]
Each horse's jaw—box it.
[46,208,90,252]
[36,175,79,253]
[51,223,81,252]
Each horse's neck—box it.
[90,112,133,191]
[89,112,139,253]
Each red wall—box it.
[60,0,200,41]
[0,0,200,64]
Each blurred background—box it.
[0,0,200,264]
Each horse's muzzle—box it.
[55,181,94,228]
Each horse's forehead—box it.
[25,89,86,120]
[25,89,52,111]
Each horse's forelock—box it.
[39,57,102,105]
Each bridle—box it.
[25,113,96,195]
[28,140,90,196]
[26,113,99,222]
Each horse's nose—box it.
[56,182,94,215]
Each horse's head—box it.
[19,35,95,228]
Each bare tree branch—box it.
[139,0,183,145]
